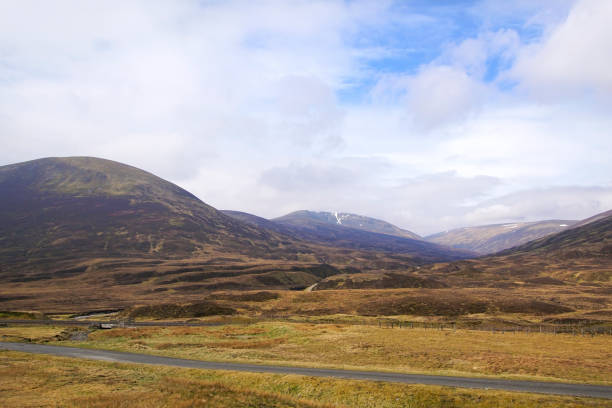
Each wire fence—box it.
[2,316,611,336]
[374,319,612,336]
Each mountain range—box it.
[0,157,467,310]
[420,211,612,286]
[0,156,609,310]
[314,211,611,290]
[223,209,465,261]
[426,220,578,255]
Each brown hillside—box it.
[0,157,468,310]
[420,210,612,286]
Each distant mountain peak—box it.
[333,211,352,225]
[275,210,422,241]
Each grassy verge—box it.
[1,350,610,407]
[0,325,67,342]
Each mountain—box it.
[569,209,612,229]
[420,210,612,285]
[0,157,608,312]
[0,157,470,311]
[0,157,309,263]
[223,210,472,262]
[426,220,577,254]
[274,210,421,240]
[221,210,289,234]
[497,210,611,257]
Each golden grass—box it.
[18,321,603,384]
[1,350,610,408]
[260,287,612,320]
[0,326,65,342]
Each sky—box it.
[1,0,611,235]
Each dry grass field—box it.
[5,284,611,330]
[223,287,612,323]
[6,286,599,326]
[102,286,612,333]
[2,320,611,384]
[1,350,610,408]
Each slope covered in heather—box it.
[420,210,612,286]
[0,157,309,264]
[0,157,471,311]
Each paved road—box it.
[1,342,611,399]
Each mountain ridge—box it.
[420,209,612,285]
[1,156,608,311]
[426,219,578,254]
[274,210,422,240]
[222,209,473,261]
[0,157,472,311]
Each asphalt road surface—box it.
[1,342,611,399]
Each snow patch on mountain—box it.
[333,211,352,225]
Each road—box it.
[1,342,611,399]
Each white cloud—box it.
[441,29,520,78]
[509,0,612,101]
[462,186,612,225]
[405,66,489,130]
[369,66,490,131]
[0,1,370,177]
[369,28,521,131]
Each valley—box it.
[3,1,612,406]
[1,156,611,407]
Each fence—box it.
[2,316,611,336]
[374,319,612,336]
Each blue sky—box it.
[0,0,610,234]
[341,1,575,101]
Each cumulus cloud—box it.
[509,0,612,101]
[369,28,521,130]
[404,66,489,130]
[440,29,520,79]
[0,0,370,176]
[370,63,490,131]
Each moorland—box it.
[1,156,611,407]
